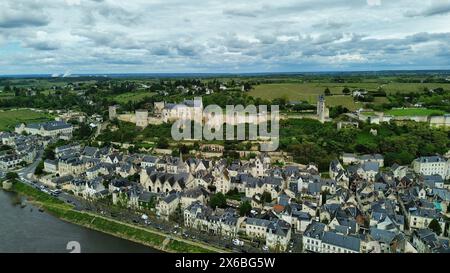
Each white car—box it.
[232,239,244,246]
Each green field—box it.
[385,108,446,116]
[0,92,14,99]
[111,90,156,103]
[249,82,450,110]
[0,109,54,131]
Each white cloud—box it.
[367,0,381,7]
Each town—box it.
[1,100,449,252]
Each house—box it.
[303,221,327,253]
[369,228,406,253]
[329,160,344,179]
[116,163,136,178]
[44,159,58,173]
[266,220,291,251]
[423,175,445,189]
[156,192,181,219]
[213,169,231,194]
[413,156,449,180]
[83,178,107,200]
[412,229,450,253]
[140,169,192,194]
[15,121,73,139]
[342,153,358,165]
[320,231,361,253]
[0,154,22,170]
[341,153,384,167]
[245,218,271,240]
[408,208,445,234]
[361,162,379,182]
[141,156,158,168]
[184,202,239,237]
[180,186,209,209]
[392,164,409,179]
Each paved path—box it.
[161,236,171,250]
[81,210,229,253]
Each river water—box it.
[0,190,159,253]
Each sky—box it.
[0,0,450,75]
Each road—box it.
[17,150,43,180]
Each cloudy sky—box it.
[0,0,450,74]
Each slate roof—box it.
[26,121,72,131]
[322,231,361,252]
[304,221,326,239]
[362,161,379,172]
[246,217,271,227]
[415,156,446,163]
[370,228,396,244]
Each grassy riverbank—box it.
[7,181,221,253]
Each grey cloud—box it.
[1,0,450,73]
[223,8,258,18]
[25,41,59,51]
[312,33,344,45]
[405,2,450,17]
[0,13,49,28]
[312,21,351,30]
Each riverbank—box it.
[5,181,226,253]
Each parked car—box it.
[232,239,244,246]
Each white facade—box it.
[413,156,449,179]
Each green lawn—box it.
[0,92,14,99]
[0,109,54,131]
[112,90,156,103]
[385,108,446,116]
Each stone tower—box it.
[109,105,117,121]
[135,109,149,128]
[317,95,329,123]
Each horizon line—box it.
[1,68,450,78]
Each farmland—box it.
[111,90,156,103]
[385,108,446,116]
[0,109,54,131]
[248,82,450,111]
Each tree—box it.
[342,87,350,94]
[261,191,272,203]
[156,137,169,149]
[428,219,442,235]
[330,105,349,118]
[34,160,45,176]
[321,190,330,206]
[44,147,55,160]
[6,172,19,181]
[74,123,93,140]
[210,192,227,209]
[169,203,183,224]
[3,84,11,92]
[324,88,331,96]
[239,201,252,216]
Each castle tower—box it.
[317,95,329,123]
[109,105,117,121]
[154,101,165,114]
[135,109,149,128]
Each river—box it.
[0,189,160,253]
